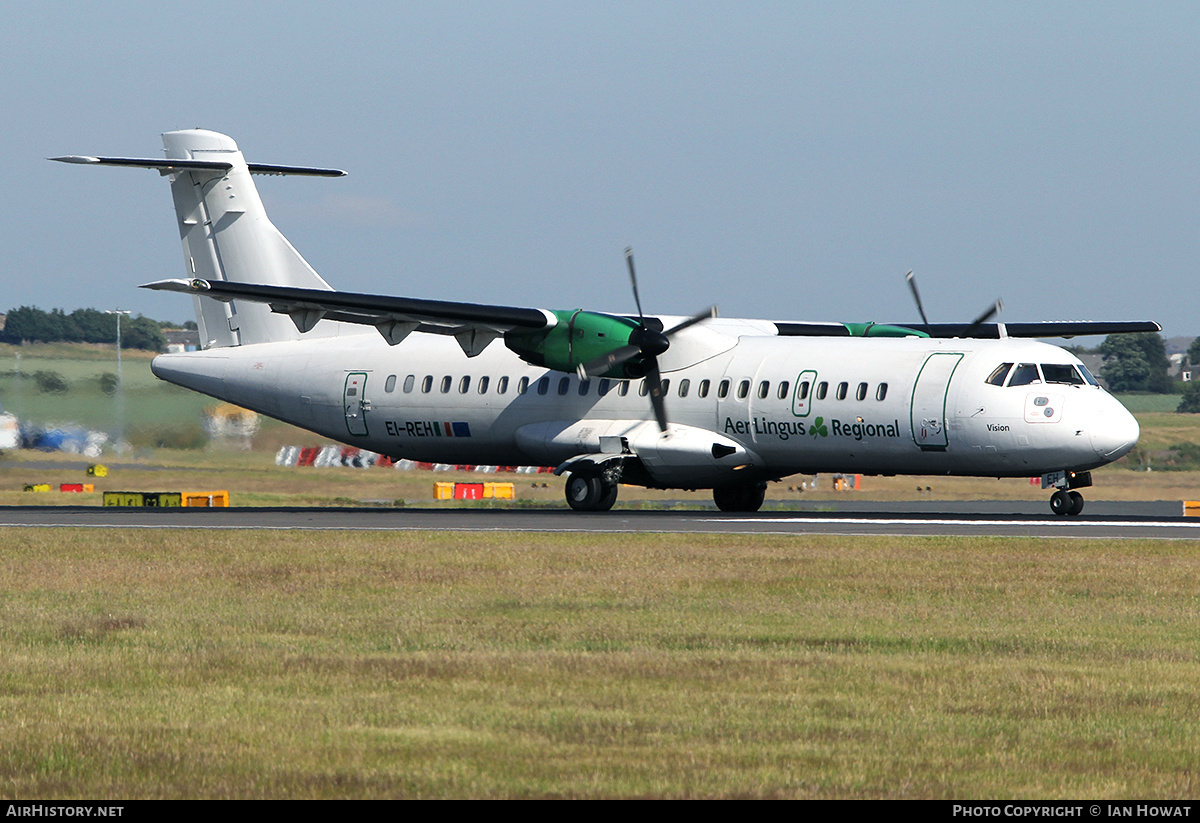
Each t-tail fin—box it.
[53,129,348,348]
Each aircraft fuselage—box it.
[152,327,1138,487]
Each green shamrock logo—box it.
[809,416,828,438]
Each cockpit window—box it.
[1041,364,1085,385]
[986,363,1013,386]
[1077,363,1099,386]
[1007,363,1041,387]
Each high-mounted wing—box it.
[142,278,555,356]
[774,320,1162,339]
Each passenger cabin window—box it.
[876,383,888,401]
[660,379,670,396]
[558,377,570,395]
[385,375,397,393]
[478,376,490,394]
[717,380,730,399]
[458,376,471,394]
[496,376,508,394]
[797,381,810,400]
[537,376,550,395]
[440,376,452,393]
[618,381,630,397]
[835,382,848,400]
[678,379,690,398]
[639,380,649,397]
[517,376,530,395]
[986,363,1013,386]
[598,379,611,396]
[777,381,789,400]
[856,382,867,401]
[1042,364,1085,385]
[1007,364,1041,387]
[579,380,591,396]
[757,381,770,399]
[403,374,415,393]
[421,376,433,393]
[698,379,711,398]
[737,380,750,400]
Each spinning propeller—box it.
[576,248,716,432]
[905,269,1003,338]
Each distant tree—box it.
[1178,381,1200,413]
[71,308,117,344]
[1187,337,1200,370]
[120,315,167,351]
[1,306,45,343]
[1099,332,1172,393]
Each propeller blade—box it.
[904,270,932,336]
[577,344,641,380]
[664,306,718,336]
[960,299,1004,338]
[625,247,645,322]
[644,356,669,433]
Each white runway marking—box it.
[703,516,1200,530]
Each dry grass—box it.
[2,528,1200,798]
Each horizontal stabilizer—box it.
[50,155,345,177]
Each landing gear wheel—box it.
[1068,490,1085,516]
[1050,489,1086,516]
[565,473,618,512]
[1050,490,1070,516]
[713,483,767,513]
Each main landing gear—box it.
[565,472,619,512]
[712,482,767,513]
[1044,470,1090,516]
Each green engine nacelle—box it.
[842,322,929,338]
[505,310,643,376]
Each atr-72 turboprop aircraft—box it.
[53,130,1158,515]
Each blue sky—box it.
[5,2,1198,336]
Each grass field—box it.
[4,346,1200,797]
[2,529,1199,798]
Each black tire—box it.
[1068,490,1085,516]
[713,483,766,513]
[565,473,618,512]
[1050,489,1071,516]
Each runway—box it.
[1,501,1197,539]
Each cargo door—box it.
[910,353,962,451]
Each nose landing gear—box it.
[1049,488,1085,516]
[1043,470,1091,516]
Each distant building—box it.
[163,328,201,353]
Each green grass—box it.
[2,529,1200,798]
[0,343,209,440]
[1114,393,1185,413]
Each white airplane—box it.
[53,129,1158,515]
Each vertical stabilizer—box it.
[161,129,338,347]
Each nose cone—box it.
[1091,398,1140,462]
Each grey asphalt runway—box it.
[0,500,1197,539]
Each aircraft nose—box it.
[1090,399,1140,461]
